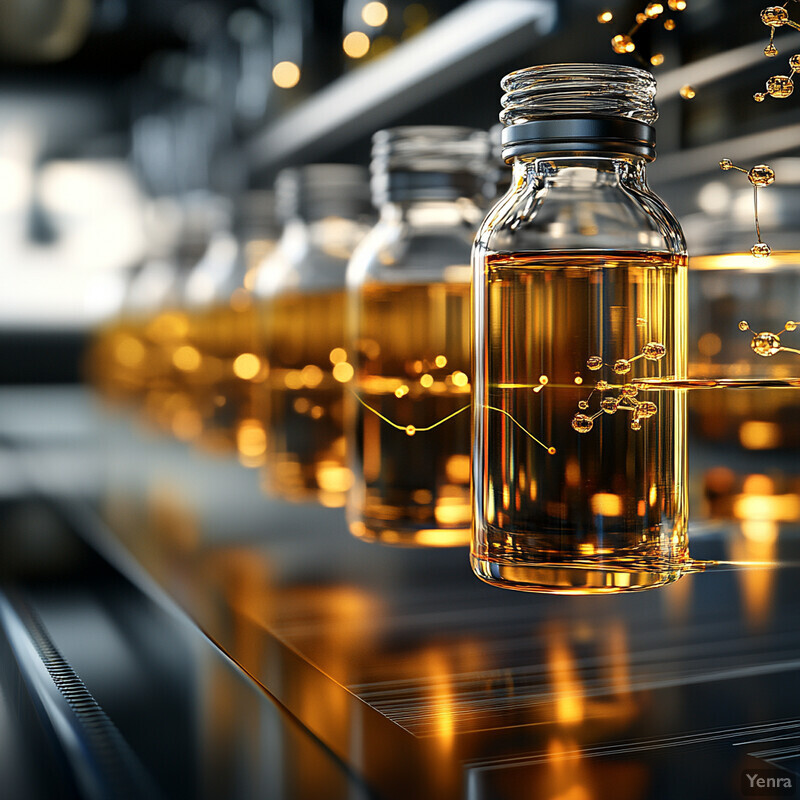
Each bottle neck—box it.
[281,215,366,238]
[511,155,648,190]
[372,168,486,206]
[275,215,368,269]
[378,196,484,229]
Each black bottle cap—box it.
[501,116,656,162]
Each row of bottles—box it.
[90,125,493,555]
[95,64,794,595]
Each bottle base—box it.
[470,554,684,594]
[350,519,470,548]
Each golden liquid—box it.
[687,253,800,527]
[348,281,471,547]
[136,308,201,437]
[257,290,351,506]
[88,298,265,450]
[472,251,688,592]
[87,313,180,407]
[688,253,800,449]
[168,299,262,451]
[86,319,148,401]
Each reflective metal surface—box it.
[0,488,372,800]
[3,386,800,798]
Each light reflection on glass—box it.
[734,520,779,631]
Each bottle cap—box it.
[499,64,657,162]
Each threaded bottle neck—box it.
[276,164,372,223]
[370,126,490,205]
[499,64,658,162]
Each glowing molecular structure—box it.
[759,3,800,59]
[754,52,800,101]
[351,373,557,453]
[739,319,800,357]
[598,1,691,83]
[719,159,775,258]
[572,342,666,433]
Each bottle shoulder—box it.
[476,179,686,257]
[347,214,477,286]
[252,221,363,297]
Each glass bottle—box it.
[471,64,688,592]
[178,191,279,454]
[488,123,512,203]
[86,197,184,405]
[346,126,490,546]
[683,162,800,526]
[251,164,372,505]
[140,194,231,437]
[91,193,216,419]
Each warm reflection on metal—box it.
[87,448,800,800]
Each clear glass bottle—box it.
[488,123,512,203]
[683,162,800,528]
[177,191,279,454]
[139,194,231,437]
[471,64,688,592]
[90,194,216,421]
[346,126,490,546]
[251,164,372,506]
[86,197,184,404]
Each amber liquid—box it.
[472,251,688,592]
[688,253,800,524]
[172,300,262,452]
[87,311,184,414]
[86,319,151,402]
[257,290,351,506]
[348,281,471,546]
[689,253,800,448]
[138,308,204,438]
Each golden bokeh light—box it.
[237,419,267,459]
[172,345,201,372]
[739,420,781,450]
[343,31,370,58]
[114,336,145,367]
[171,407,202,440]
[361,1,388,27]
[316,462,354,493]
[403,3,428,26]
[591,493,623,517]
[232,353,261,380]
[301,364,324,388]
[697,332,722,357]
[329,347,348,364]
[272,60,301,89]
[332,361,355,382]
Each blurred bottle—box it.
[346,126,490,546]
[86,196,184,403]
[251,165,372,505]
[175,191,280,454]
[685,161,800,524]
[139,194,231,437]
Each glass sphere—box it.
[761,7,789,27]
